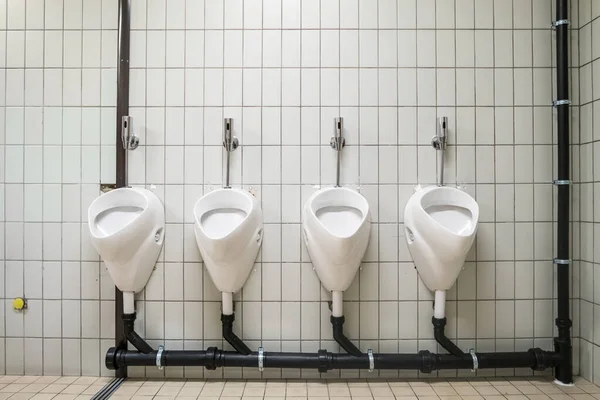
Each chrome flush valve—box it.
[330,117,345,151]
[223,118,239,152]
[431,117,447,151]
[121,116,139,150]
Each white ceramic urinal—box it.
[303,187,371,316]
[88,187,165,313]
[193,188,263,314]
[404,185,479,318]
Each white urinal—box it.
[404,185,479,318]
[88,187,165,314]
[193,188,263,314]
[303,187,371,316]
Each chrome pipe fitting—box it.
[432,117,448,186]
[121,116,139,151]
[330,117,345,187]
[223,118,239,189]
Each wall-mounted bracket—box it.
[100,184,117,193]
[553,180,572,186]
[552,99,571,107]
[553,258,572,265]
[551,19,569,28]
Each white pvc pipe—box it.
[332,291,343,317]
[222,292,234,315]
[123,291,135,315]
[434,290,446,319]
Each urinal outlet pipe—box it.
[123,292,135,315]
[433,290,445,319]
[222,292,234,316]
[331,291,343,317]
[106,346,560,372]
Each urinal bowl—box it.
[193,188,263,294]
[404,186,479,292]
[88,187,165,294]
[303,187,372,293]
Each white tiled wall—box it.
[577,0,600,384]
[0,0,581,378]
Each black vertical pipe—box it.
[115,0,131,378]
[554,0,573,385]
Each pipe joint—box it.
[418,350,434,373]
[204,347,218,370]
[318,349,330,373]
[555,317,573,329]
[106,347,118,370]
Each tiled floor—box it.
[0,376,598,400]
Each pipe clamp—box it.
[367,349,374,372]
[258,347,264,372]
[552,99,571,107]
[469,348,478,371]
[156,345,164,370]
[551,19,569,28]
[553,258,571,265]
[553,180,572,185]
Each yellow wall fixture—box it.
[12,297,26,312]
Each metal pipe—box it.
[106,347,559,373]
[553,0,573,385]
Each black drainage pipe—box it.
[331,316,362,356]
[123,313,153,354]
[553,0,573,385]
[106,347,559,373]
[221,314,251,355]
[432,317,464,357]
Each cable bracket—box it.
[551,19,569,28]
[367,349,374,372]
[552,99,571,107]
[257,347,264,372]
[469,348,479,371]
[156,345,164,370]
[553,258,572,265]
[553,180,572,185]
